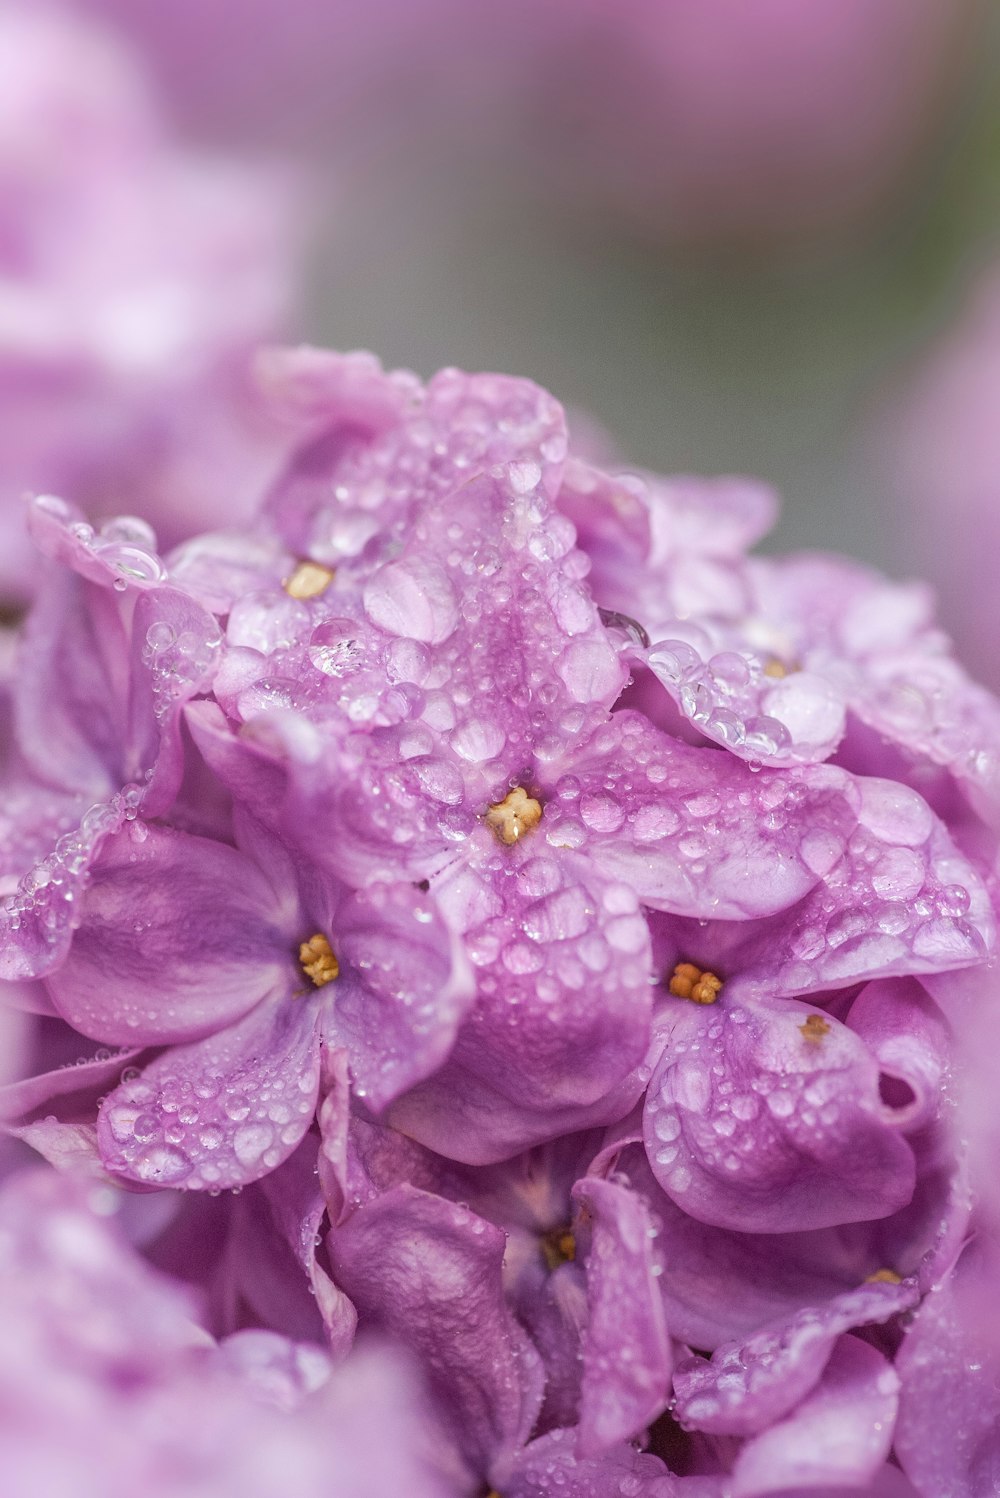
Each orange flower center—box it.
[669,962,723,1005]
[298,933,339,987]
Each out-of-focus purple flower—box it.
[83,0,977,244]
[0,1165,459,1498]
[0,1,303,604]
[884,262,1000,695]
[895,1234,1000,1497]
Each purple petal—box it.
[11,1118,105,1174]
[646,639,846,768]
[257,1134,357,1354]
[128,585,224,816]
[214,1328,330,1411]
[674,1278,915,1437]
[503,1426,678,1498]
[0,1043,143,1124]
[846,978,951,1133]
[387,855,653,1162]
[544,714,858,919]
[98,994,320,1189]
[263,357,568,564]
[573,1175,673,1455]
[326,1183,544,1480]
[13,563,127,799]
[324,879,473,1110]
[557,460,775,626]
[18,501,221,808]
[597,1140,928,1351]
[0,794,127,980]
[730,1335,899,1497]
[0,1164,203,1367]
[46,822,291,1045]
[643,995,915,1231]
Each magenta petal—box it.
[674,1278,915,1437]
[46,822,290,1045]
[644,996,916,1231]
[730,1335,899,1497]
[327,1184,544,1481]
[573,1176,673,1455]
[214,1328,330,1410]
[784,777,996,989]
[98,995,320,1189]
[325,880,472,1110]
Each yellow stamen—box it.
[540,1226,577,1272]
[799,1013,830,1044]
[669,962,722,1005]
[485,786,543,846]
[298,933,339,987]
[283,560,335,600]
[762,657,789,679]
[865,1268,903,1285]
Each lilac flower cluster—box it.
[2,345,998,1494]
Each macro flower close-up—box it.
[3,3,1000,1496]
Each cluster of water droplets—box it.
[101,1040,320,1191]
[1,786,141,964]
[766,780,987,993]
[643,1000,876,1215]
[645,633,849,766]
[32,498,168,590]
[142,611,222,725]
[289,365,568,567]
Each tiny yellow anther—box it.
[485,786,543,846]
[865,1268,903,1285]
[762,657,789,679]
[799,1013,830,1044]
[284,560,335,600]
[669,961,723,1005]
[298,933,339,987]
[540,1225,577,1272]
